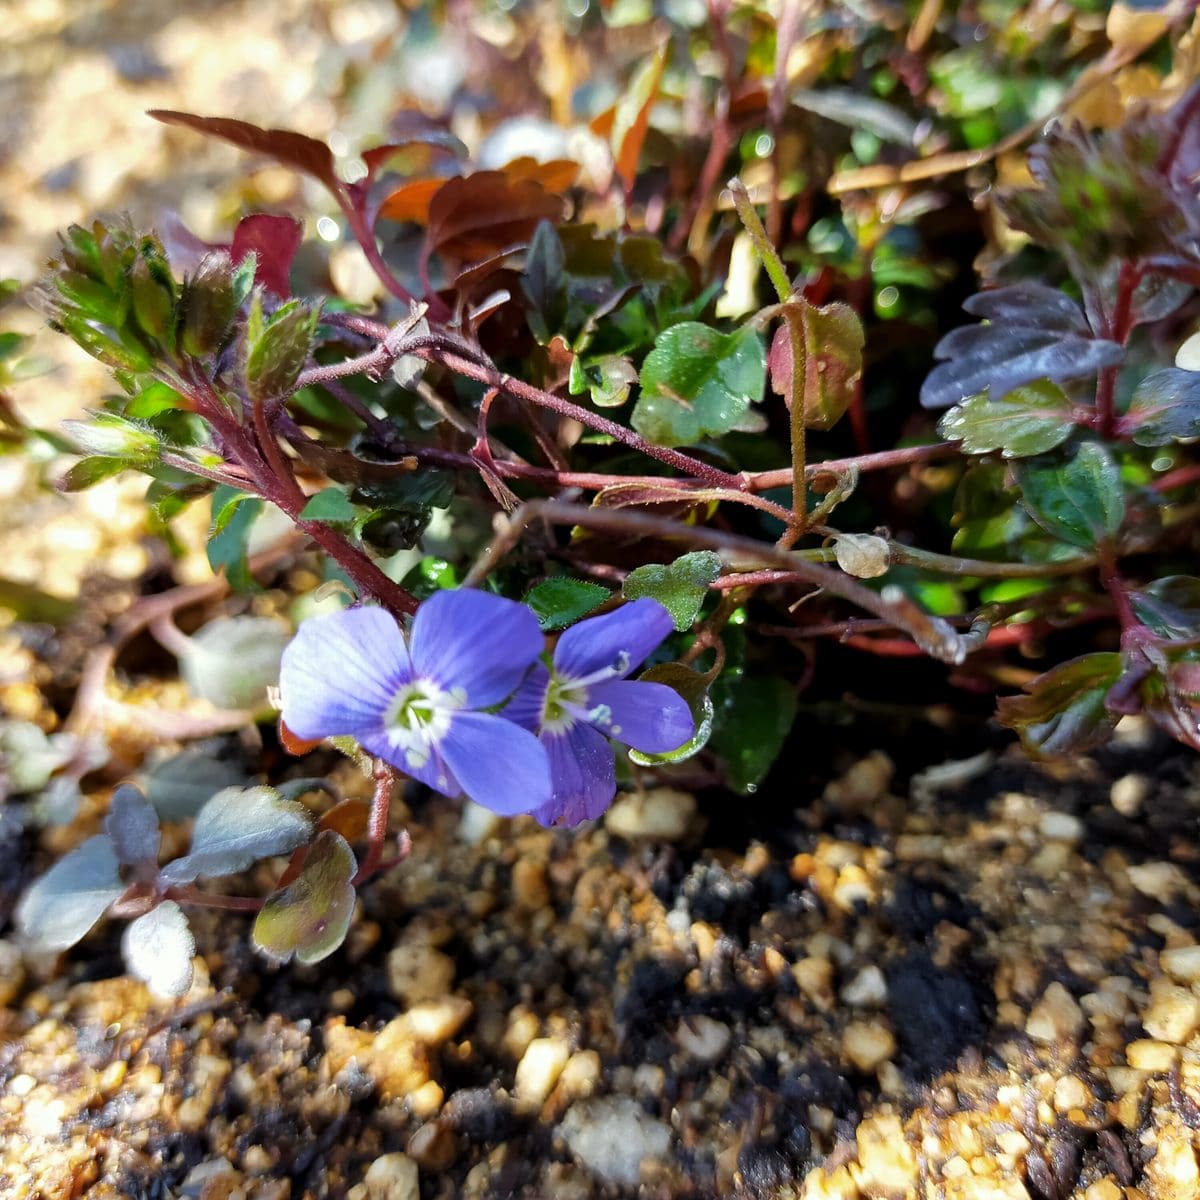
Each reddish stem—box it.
[352,762,397,885]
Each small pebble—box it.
[1127,861,1189,902]
[364,1152,419,1200]
[1143,982,1200,1045]
[605,788,696,840]
[841,1020,896,1073]
[559,1050,601,1099]
[1110,773,1148,817]
[1038,812,1083,843]
[1126,1039,1178,1071]
[840,965,888,1008]
[1161,944,1200,984]
[387,944,455,1006]
[1026,983,1085,1045]
[514,1037,570,1107]
[674,1015,731,1063]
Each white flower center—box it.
[540,653,629,736]
[385,678,465,771]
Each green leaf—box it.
[299,486,358,525]
[58,455,128,492]
[996,652,1123,758]
[522,219,566,343]
[711,674,797,793]
[628,663,714,766]
[16,835,125,951]
[61,412,160,463]
[569,353,638,408]
[632,323,765,447]
[524,577,610,631]
[398,556,458,601]
[1124,368,1200,446]
[622,550,721,630]
[938,380,1077,458]
[252,830,357,965]
[1015,441,1125,548]
[160,785,313,885]
[207,487,263,591]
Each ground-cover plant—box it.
[9,2,1200,992]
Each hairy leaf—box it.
[207,488,263,592]
[622,551,721,630]
[769,299,864,431]
[105,785,161,867]
[16,836,125,951]
[1123,368,1200,446]
[244,295,320,403]
[180,616,289,712]
[633,323,766,447]
[122,901,195,998]
[160,785,313,885]
[1016,442,1125,548]
[139,745,247,822]
[938,380,1078,458]
[252,830,357,965]
[996,652,1123,757]
[524,578,609,631]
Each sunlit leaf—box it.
[149,111,341,193]
[122,901,195,998]
[252,830,357,965]
[608,43,668,188]
[622,551,721,630]
[524,577,610,631]
[16,836,125,951]
[160,785,313,884]
[633,323,766,447]
[424,172,565,264]
[938,380,1078,458]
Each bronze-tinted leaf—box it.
[424,172,565,264]
[149,110,341,193]
[252,830,357,965]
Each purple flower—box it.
[505,598,694,827]
[279,591,551,816]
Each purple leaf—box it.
[920,318,1124,410]
[105,784,161,867]
[961,283,1090,333]
[231,215,303,298]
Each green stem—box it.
[727,176,792,302]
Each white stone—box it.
[605,788,696,841]
[840,965,888,1007]
[560,1097,672,1187]
[364,1152,419,1200]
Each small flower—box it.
[505,598,694,827]
[279,591,551,816]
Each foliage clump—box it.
[5,1,1200,992]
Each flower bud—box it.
[180,252,238,358]
[834,533,890,579]
[245,299,319,402]
[61,413,160,462]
